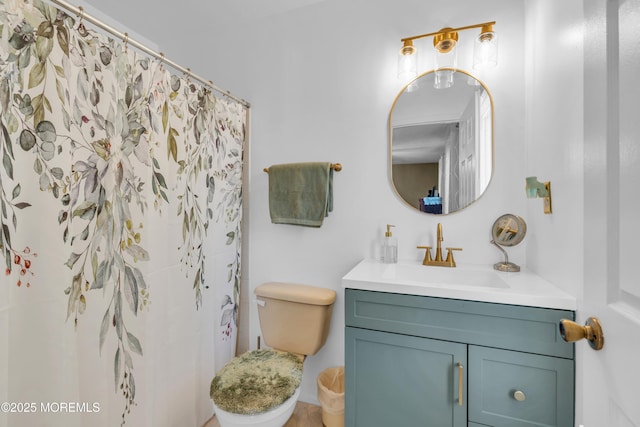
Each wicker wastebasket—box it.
[317,366,344,427]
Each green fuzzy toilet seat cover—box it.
[210,349,303,415]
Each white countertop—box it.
[342,259,576,311]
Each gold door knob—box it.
[559,317,604,350]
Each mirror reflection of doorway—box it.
[390,69,493,215]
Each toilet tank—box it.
[255,282,336,356]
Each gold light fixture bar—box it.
[400,21,496,46]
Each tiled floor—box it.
[203,401,324,427]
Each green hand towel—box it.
[268,162,333,227]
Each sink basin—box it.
[342,258,577,310]
[381,262,509,288]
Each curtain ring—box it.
[123,32,129,51]
[184,67,191,84]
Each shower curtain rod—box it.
[48,0,251,108]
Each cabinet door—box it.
[468,346,574,427]
[346,327,467,427]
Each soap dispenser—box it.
[382,224,398,263]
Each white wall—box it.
[524,0,584,296]
[196,0,529,403]
[523,0,584,423]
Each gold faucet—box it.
[417,223,462,267]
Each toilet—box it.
[210,282,336,427]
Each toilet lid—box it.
[210,349,303,415]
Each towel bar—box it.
[263,163,342,173]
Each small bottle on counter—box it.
[381,224,398,263]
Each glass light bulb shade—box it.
[467,75,480,86]
[406,81,419,92]
[434,69,454,89]
[473,31,498,69]
[434,46,457,70]
[433,48,456,89]
[397,50,417,81]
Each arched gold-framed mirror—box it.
[389,68,494,214]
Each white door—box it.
[582,0,640,426]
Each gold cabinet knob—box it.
[513,390,526,402]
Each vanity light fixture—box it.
[398,21,497,88]
[525,176,552,214]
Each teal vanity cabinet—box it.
[346,327,467,426]
[345,289,575,427]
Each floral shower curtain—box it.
[0,1,246,426]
